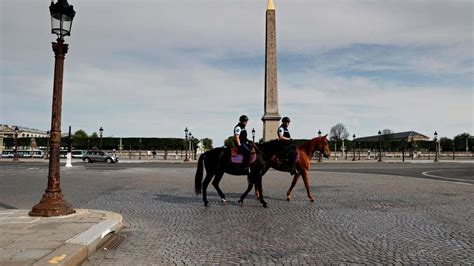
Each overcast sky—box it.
[1,0,473,145]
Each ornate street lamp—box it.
[30,0,76,217]
[252,128,256,143]
[378,130,382,162]
[45,130,50,160]
[434,131,438,162]
[318,130,322,162]
[191,135,195,160]
[188,132,192,161]
[99,127,104,149]
[352,134,356,161]
[13,126,19,162]
[184,127,190,162]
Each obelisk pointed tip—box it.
[267,0,275,10]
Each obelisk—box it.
[262,0,281,142]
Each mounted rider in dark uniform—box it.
[234,115,252,171]
[278,117,297,175]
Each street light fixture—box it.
[99,126,104,149]
[13,126,19,162]
[188,132,192,161]
[252,128,256,143]
[352,134,356,161]
[184,127,189,162]
[434,131,438,162]
[29,0,76,217]
[378,130,382,162]
[318,130,322,162]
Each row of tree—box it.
[4,129,214,151]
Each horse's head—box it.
[318,135,331,159]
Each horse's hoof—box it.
[221,199,228,204]
[287,197,291,201]
[262,203,268,208]
[238,199,243,206]
[204,201,209,206]
[310,198,315,202]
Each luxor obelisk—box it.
[262,0,281,141]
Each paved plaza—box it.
[0,162,473,264]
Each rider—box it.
[234,115,252,171]
[278,117,297,175]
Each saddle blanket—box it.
[231,148,257,164]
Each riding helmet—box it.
[239,115,249,122]
[282,117,291,123]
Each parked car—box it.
[82,150,118,164]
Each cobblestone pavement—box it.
[1,166,473,264]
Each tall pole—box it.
[452,141,455,160]
[13,127,19,162]
[434,131,438,162]
[30,38,75,217]
[45,130,50,160]
[65,126,72,167]
[378,130,382,162]
[139,138,142,160]
[358,142,361,160]
[184,127,189,162]
[318,130,322,162]
[99,127,103,150]
[352,134,356,161]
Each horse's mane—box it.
[257,140,282,155]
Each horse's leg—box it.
[301,170,314,202]
[211,172,227,204]
[255,175,267,208]
[286,174,301,201]
[202,172,214,206]
[238,175,255,205]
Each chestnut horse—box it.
[238,135,331,203]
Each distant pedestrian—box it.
[152,150,157,159]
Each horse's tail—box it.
[194,152,206,195]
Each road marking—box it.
[422,170,473,185]
[48,254,67,264]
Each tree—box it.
[224,136,236,148]
[382,129,393,135]
[90,132,99,138]
[201,138,213,150]
[73,129,88,138]
[330,123,349,142]
[454,133,472,151]
[439,137,453,152]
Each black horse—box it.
[194,140,286,208]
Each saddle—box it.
[231,147,257,164]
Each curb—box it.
[33,210,123,266]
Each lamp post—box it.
[13,126,19,162]
[184,127,189,162]
[252,128,256,143]
[434,131,438,162]
[99,127,103,150]
[30,0,76,217]
[65,126,72,167]
[352,134,356,161]
[378,130,382,162]
[191,134,195,160]
[318,130,322,162]
[138,138,142,160]
[188,132,192,161]
[45,130,50,159]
